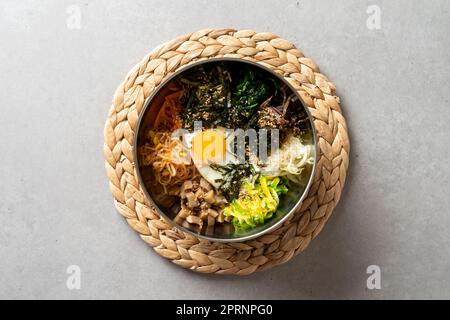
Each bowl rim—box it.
[133,57,318,242]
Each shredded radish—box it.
[261,135,314,184]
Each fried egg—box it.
[183,128,238,189]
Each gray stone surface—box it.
[0,0,449,299]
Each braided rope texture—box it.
[104,29,350,275]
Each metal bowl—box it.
[134,58,317,242]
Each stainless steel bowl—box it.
[133,58,317,242]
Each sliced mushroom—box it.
[203,190,215,204]
[174,215,183,224]
[187,200,200,209]
[199,210,209,220]
[176,176,229,233]
[194,188,204,199]
[200,201,209,211]
[178,207,191,219]
[181,220,192,229]
[207,208,219,218]
[184,191,195,202]
[182,180,193,192]
[214,194,227,206]
[200,178,212,191]
[217,211,225,223]
[186,215,203,228]
[191,180,200,191]
[185,192,199,208]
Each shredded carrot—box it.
[139,132,197,196]
[153,91,183,131]
[139,90,196,197]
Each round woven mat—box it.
[104,29,350,275]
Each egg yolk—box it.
[191,129,227,165]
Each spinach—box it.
[228,69,271,126]
[233,70,268,109]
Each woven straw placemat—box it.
[104,29,349,275]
